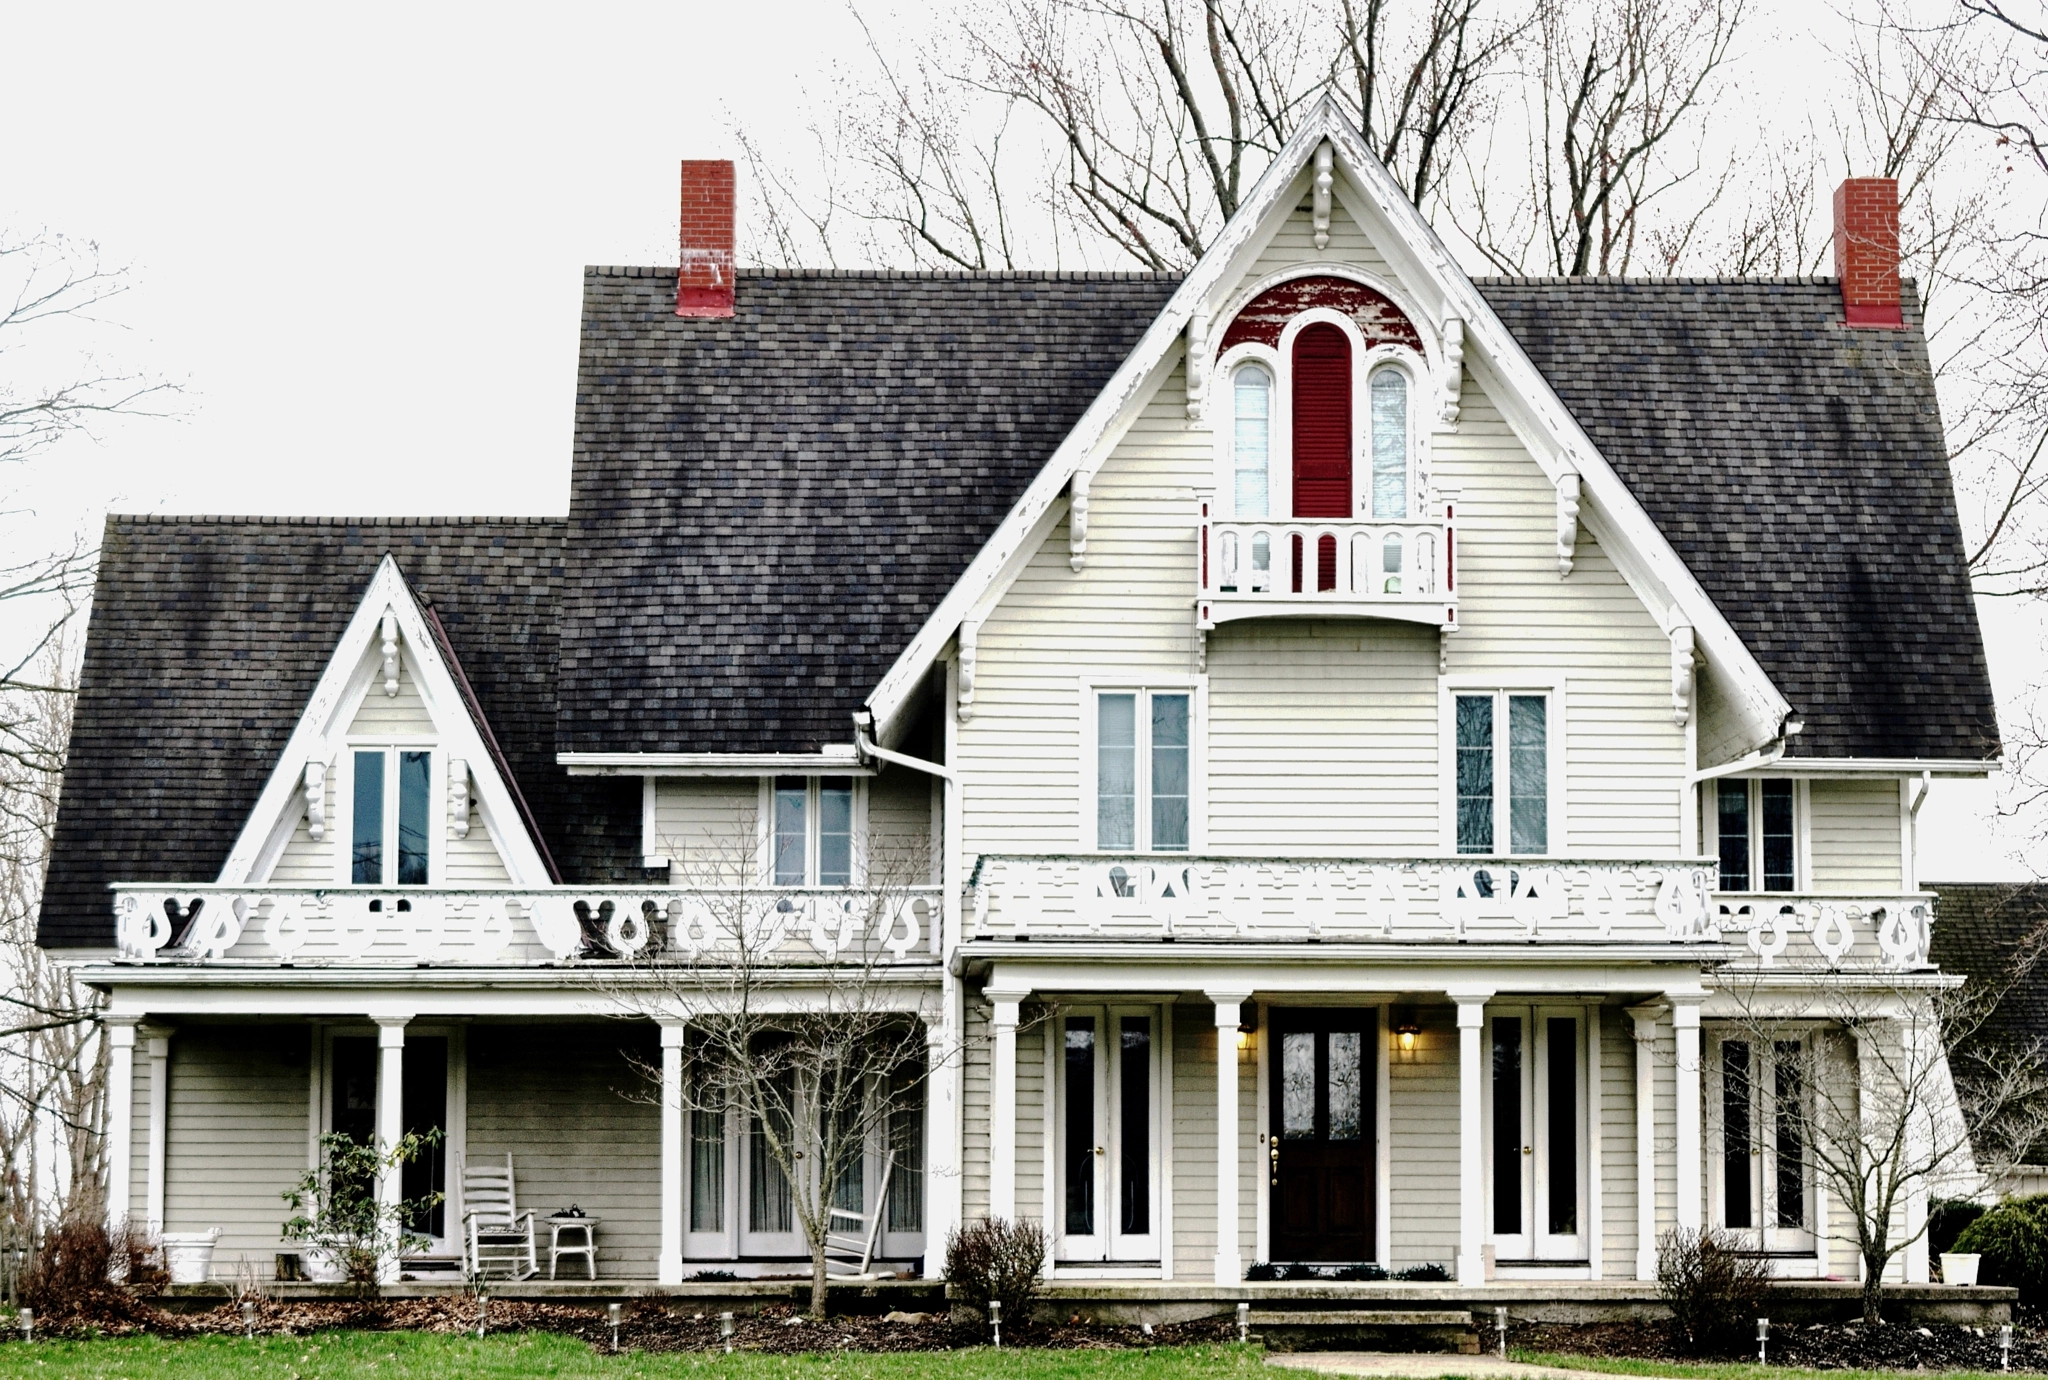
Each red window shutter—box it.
[1292,323,1352,518]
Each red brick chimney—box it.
[676,160,735,319]
[1832,177,1903,329]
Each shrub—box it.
[1392,1262,1450,1281]
[944,1216,1046,1323]
[19,1218,114,1315]
[1656,1227,1773,1355]
[109,1217,166,1290]
[281,1129,443,1284]
[1244,1262,1280,1281]
[1953,1194,2048,1314]
[1931,1198,1989,1260]
[1334,1262,1387,1280]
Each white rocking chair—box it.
[462,1153,537,1281]
[823,1159,895,1280]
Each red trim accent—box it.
[1291,323,1353,519]
[1290,533,1304,594]
[1445,519,1456,594]
[1843,303,1905,329]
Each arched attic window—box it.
[1291,323,1352,520]
[1232,364,1272,518]
[1369,366,1408,519]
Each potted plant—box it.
[1941,1251,1983,1286]
[161,1227,222,1284]
[281,1129,442,1286]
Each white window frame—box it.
[1437,675,1566,857]
[1362,357,1421,521]
[1049,1002,1165,1264]
[1079,678,1208,853]
[1224,356,1279,521]
[1483,1004,1588,1263]
[1706,777,1808,893]
[1707,1029,1818,1258]
[756,776,868,886]
[336,740,444,886]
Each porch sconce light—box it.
[721,1310,736,1354]
[1757,1317,1769,1365]
[1395,1008,1421,1060]
[241,1299,257,1338]
[1236,1005,1258,1051]
[609,1302,623,1353]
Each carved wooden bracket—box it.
[304,760,325,841]
[1312,142,1334,250]
[956,619,982,722]
[1438,317,1463,427]
[1069,472,1090,572]
[448,757,471,840]
[1670,624,1696,727]
[380,611,400,696]
[1555,471,1581,577]
[1185,309,1210,421]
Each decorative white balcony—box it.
[110,885,942,967]
[1196,494,1456,630]
[965,855,1938,970]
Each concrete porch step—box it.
[1248,1308,1479,1354]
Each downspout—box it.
[853,710,955,783]
[1906,769,1932,892]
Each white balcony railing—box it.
[1196,493,1456,630]
[110,885,942,967]
[966,855,1937,970]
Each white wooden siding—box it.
[650,780,758,884]
[1598,1006,1637,1275]
[129,1044,153,1222]
[1171,1007,1217,1278]
[162,1024,311,1267]
[1808,779,1904,891]
[1016,1021,1045,1226]
[962,1001,990,1222]
[868,769,937,885]
[268,767,335,884]
[465,1022,662,1275]
[1237,198,1398,294]
[1386,1004,1460,1269]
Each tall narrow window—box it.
[1233,365,1271,518]
[750,1071,794,1233]
[1773,1041,1805,1228]
[1097,695,1137,851]
[1369,367,1408,519]
[1509,696,1548,854]
[1281,1032,1315,1139]
[1328,1030,1362,1140]
[397,750,431,885]
[351,750,385,885]
[818,778,854,885]
[1064,1018,1096,1235]
[1292,323,1353,518]
[1722,1040,1753,1230]
[888,1068,925,1233]
[1119,1017,1150,1234]
[1150,695,1190,851]
[1717,782,1752,891]
[1096,689,1195,852]
[1761,780,1796,891]
[1546,1017,1577,1234]
[1491,1017,1523,1235]
[1456,695,1495,854]
[690,1099,726,1232]
[772,778,807,886]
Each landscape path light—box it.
[1496,1306,1508,1358]
[1757,1317,1770,1364]
[241,1299,257,1338]
[17,1307,30,1343]
[2002,1323,2014,1371]
[609,1302,622,1353]
[721,1311,735,1354]
[1236,1301,1249,1344]
[990,1299,1003,1348]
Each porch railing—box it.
[110,885,942,967]
[965,855,1937,970]
[1195,493,1456,629]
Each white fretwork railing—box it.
[1196,494,1455,630]
[965,855,1938,970]
[110,885,942,967]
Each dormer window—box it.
[1231,364,1272,518]
[351,748,432,885]
[1368,367,1409,519]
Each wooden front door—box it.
[1268,1008,1376,1262]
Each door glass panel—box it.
[1718,782,1752,890]
[749,1072,794,1232]
[1774,1041,1806,1228]
[1761,780,1796,891]
[818,778,854,885]
[397,751,431,885]
[888,1068,924,1232]
[1545,1018,1576,1235]
[825,1082,863,1215]
[329,1036,377,1212]
[690,1104,725,1232]
[772,778,807,886]
[1723,1040,1753,1229]
[1119,1017,1150,1234]
[400,1037,447,1237]
[1456,696,1494,854]
[351,751,385,884]
[1064,1018,1097,1234]
[1150,695,1190,852]
[1328,1031,1362,1140]
[1508,696,1547,854]
[1281,1032,1316,1138]
[1491,1017,1522,1235]
[1097,696,1137,851]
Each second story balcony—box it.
[1196,493,1456,630]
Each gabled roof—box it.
[558,266,1178,756]
[37,517,647,950]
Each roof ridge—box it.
[1474,274,1841,286]
[106,513,566,527]
[584,264,1186,281]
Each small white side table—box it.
[547,1215,600,1280]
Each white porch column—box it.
[145,1028,173,1232]
[1901,1012,1932,1283]
[1628,1004,1662,1280]
[986,987,1028,1221]
[658,1020,687,1285]
[923,1019,958,1277]
[1452,989,1492,1285]
[1671,997,1702,1233]
[104,1018,140,1231]
[1206,989,1252,1285]
[374,1016,408,1284]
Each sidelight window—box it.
[349,747,433,885]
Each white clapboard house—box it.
[42,101,1999,1293]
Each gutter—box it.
[853,711,954,782]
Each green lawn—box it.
[1511,1350,2022,1380]
[0,1334,1264,1380]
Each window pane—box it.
[352,750,385,885]
[1717,781,1752,891]
[888,1067,925,1233]
[1150,694,1190,852]
[1064,1018,1097,1235]
[397,750,431,885]
[826,1082,864,1215]
[1491,1017,1523,1235]
[1723,1040,1753,1230]
[1774,1041,1805,1228]
[1369,368,1408,519]
[749,1072,794,1233]
[1119,1017,1150,1234]
[1097,694,1137,851]
[691,1103,725,1232]
[1233,365,1271,518]
[1509,695,1547,854]
[1546,1017,1577,1235]
[772,777,807,885]
[818,778,854,885]
[1761,780,1795,891]
[1456,695,1494,854]
[1281,1032,1315,1138]
[1328,1030,1362,1141]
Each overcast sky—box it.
[3,0,2039,882]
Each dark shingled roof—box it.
[1478,277,1996,762]
[558,267,1181,755]
[37,517,644,950]
[1930,882,2048,1053]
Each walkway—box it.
[1267,1353,1684,1380]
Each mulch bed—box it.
[1516,1318,2048,1372]
[18,1289,1239,1353]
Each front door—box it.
[1268,1008,1376,1262]
[1054,1006,1161,1262]
[326,1033,451,1253]
[1485,1007,1585,1261]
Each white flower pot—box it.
[301,1247,348,1284]
[162,1229,221,1285]
[1941,1252,1982,1286]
